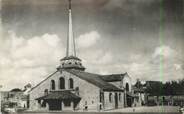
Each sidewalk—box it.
[106,106,180,113]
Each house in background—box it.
[143,81,184,107]
[132,86,145,107]
[1,84,31,112]
[7,88,28,108]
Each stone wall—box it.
[122,74,132,92]
[63,71,100,111]
[103,91,124,110]
[29,70,101,111]
[29,70,131,111]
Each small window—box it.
[69,62,72,64]
[51,80,55,90]
[44,89,48,96]
[109,93,112,103]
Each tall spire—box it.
[66,0,76,57]
[59,0,85,71]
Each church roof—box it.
[66,70,124,92]
[100,73,127,82]
[36,91,81,101]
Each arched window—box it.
[119,93,121,101]
[44,89,48,96]
[59,77,65,89]
[126,83,129,92]
[109,93,112,103]
[51,80,55,90]
[69,78,74,89]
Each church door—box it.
[127,95,132,107]
[48,100,62,111]
[115,93,118,109]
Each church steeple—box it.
[59,0,85,71]
[66,0,76,57]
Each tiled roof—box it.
[66,69,124,92]
[100,73,127,82]
[36,91,81,100]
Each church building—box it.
[29,0,138,111]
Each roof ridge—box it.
[101,72,127,76]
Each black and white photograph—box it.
[0,0,184,114]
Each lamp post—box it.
[0,85,2,114]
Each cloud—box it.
[0,31,65,90]
[76,31,100,48]
[105,45,184,83]
[130,54,142,61]
[10,31,64,67]
[1,30,184,90]
[82,44,184,83]
[153,45,176,59]
[174,64,182,70]
[97,52,113,64]
[151,45,178,64]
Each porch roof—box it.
[36,91,81,101]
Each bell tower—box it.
[60,0,85,71]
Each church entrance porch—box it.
[36,91,81,111]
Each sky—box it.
[0,0,184,91]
